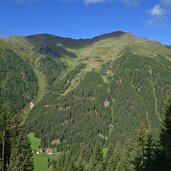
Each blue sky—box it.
[0,0,171,44]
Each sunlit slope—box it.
[1,31,171,152]
[26,33,171,150]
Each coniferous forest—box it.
[1,32,171,171]
[49,99,171,171]
[0,107,33,171]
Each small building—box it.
[30,101,34,109]
[35,149,43,154]
[45,148,54,155]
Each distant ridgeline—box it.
[165,45,171,49]
[1,32,171,166]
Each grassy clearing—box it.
[28,133,47,171]
[21,57,47,123]
[33,58,47,103]
[33,154,48,171]
[49,152,61,160]
[103,147,108,158]
[28,133,41,151]
[60,56,79,70]
[34,68,47,102]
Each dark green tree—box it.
[105,143,121,171]
[135,134,157,171]
[134,97,171,171]
[0,106,11,171]
[89,142,104,171]
[158,103,171,170]
[8,118,33,171]
[143,135,156,171]
[64,150,77,171]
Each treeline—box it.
[0,106,33,171]
[51,97,171,171]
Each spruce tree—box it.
[143,135,156,171]
[57,152,66,171]
[8,118,33,171]
[105,143,121,171]
[65,151,76,171]
[104,145,113,170]
[159,104,171,170]
[135,134,156,171]
[90,142,104,171]
[0,106,11,171]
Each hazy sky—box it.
[0,0,171,44]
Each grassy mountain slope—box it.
[1,31,171,156]
[0,34,75,117]
[26,31,125,49]
[27,48,171,150]
[25,32,171,154]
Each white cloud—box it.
[147,17,164,26]
[150,4,165,17]
[147,4,168,26]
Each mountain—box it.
[25,32,171,150]
[26,31,125,49]
[166,45,171,49]
[1,31,171,155]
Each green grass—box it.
[33,154,48,171]
[49,152,61,160]
[59,56,79,70]
[28,133,48,171]
[102,147,108,158]
[34,58,47,103]
[28,133,41,151]
[34,68,47,102]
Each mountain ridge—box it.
[24,32,171,153]
[1,31,171,159]
[1,30,166,49]
[165,45,171,49]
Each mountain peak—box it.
[26,31,127,41]
[26,31,129,49]
[165,45,171,49]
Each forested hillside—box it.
[27,49,171,152]
[50,99,171,171]
[0,48,38,114]
[1,31,171,170]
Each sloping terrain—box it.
[27,49,171,150]
[24,32,171,152]
[1,31,171,155]
[0,47,38,114]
